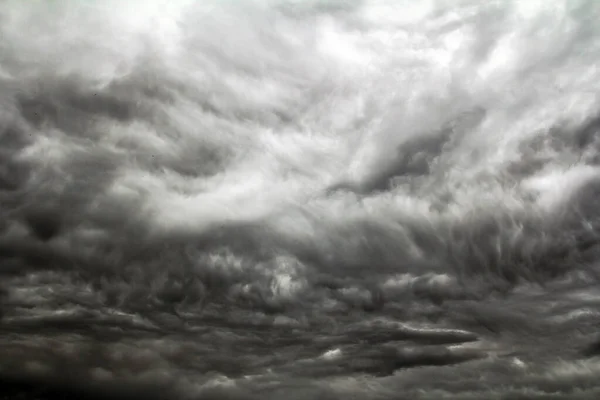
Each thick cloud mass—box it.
[3,1,600,399]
